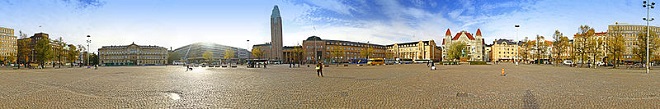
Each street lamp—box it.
[86,35,91,67]
[515,24,520,65]
[643,0,654,73]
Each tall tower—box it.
[271,5,283,61]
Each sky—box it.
[1,0,658,52]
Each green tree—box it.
[633,27,660,64]
[67,44,78,67]
[35,37,53,68]
[446,42,467,61]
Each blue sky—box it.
[1,0,658,52]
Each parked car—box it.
[563,60,573,65]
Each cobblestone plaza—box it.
[0,64,658,108]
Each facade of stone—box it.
[442,29,485,61]
[252,43,272,59]
[0,27,16,62]
[302,36,386,64]
[491,39,519,62]
[98,43,168,66]
[607,23,660,62]
[386,40,442,61]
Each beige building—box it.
[98,42,168,66]
[0,27,16,63]
[491,39,519,62]
[386,40,442,61]
[442,28,485,61]
[607,23,660,62]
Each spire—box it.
[445,28,451,36]
[476,28,482,36]
[271,5,281,18]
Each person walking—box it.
[316,62,324,77]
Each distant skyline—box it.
[1,0,659,52]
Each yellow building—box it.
[386,40,441,61]
[0,27,17,63]
[98,42,168,66]
[491,39,519,62]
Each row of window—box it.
[100,51,167,55]
[325,42,386,49]
[101,56,166,59]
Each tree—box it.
[588,33,605,68]
[35,37,53,68]
[360,46,374,59]
[519,39,531,63]
[168,52,181,64]
[17,38,31,69]
[202,50,214,63]
[535,35,549,64]
[52,37,65,68]
[330,46,345,66]
[574,25,594,67]
[6,53,16,65]
[446,42,467,61]
[633,27,660,65]
[78,44,87,66]
[552,30,569,66]
[90,53,99,65]
[67,44,78,67]
[607,25,625,68]
[292,46,304,65]
[251,47,263,59]
[224,49,235,66]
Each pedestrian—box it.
[431,61,436,70]
[186,65,190,71]
[316,62,324,77]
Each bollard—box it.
[501,68,506,76]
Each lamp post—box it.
[86,35,91,67]
[515,24,520,65]
[643,0,654,73]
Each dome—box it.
[306,36,322,41]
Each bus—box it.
[367,58,385,65]
[399,59,413,64]
[349,58,368,64]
